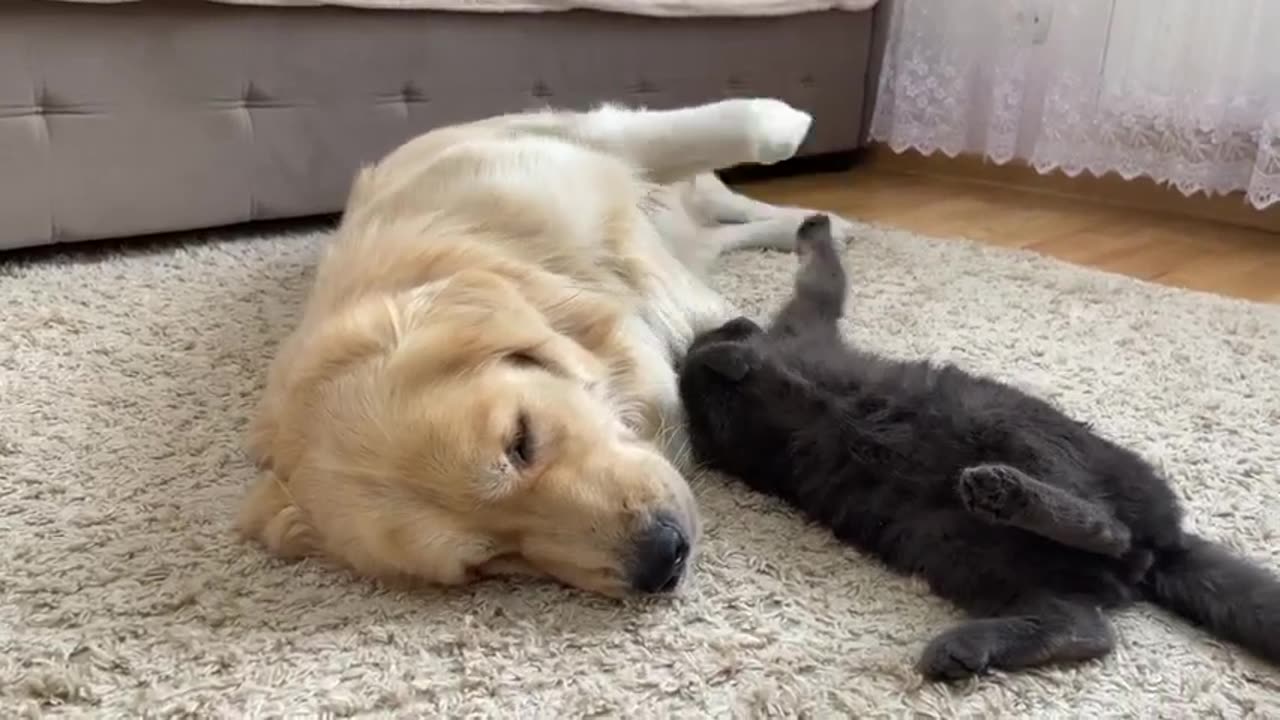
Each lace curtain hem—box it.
[868,1,1280,211]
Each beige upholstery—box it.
[0,2,874,250]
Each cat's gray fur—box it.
[677,214,1280,680]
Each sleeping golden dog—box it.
[238,98,850,596]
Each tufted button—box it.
[243,81,270,106]
[631,78,657,95]
[33,86,50,115]
[402,83,427,103]
[800,74,817,87]
[531,81,553,99]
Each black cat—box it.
[678,214,1280,681]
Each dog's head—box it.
[247,268,699,597]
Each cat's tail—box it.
[1142,533,1280,665]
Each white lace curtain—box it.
[869,0,1280,210]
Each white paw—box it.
[741,99,813,165]
[827,213,858,245]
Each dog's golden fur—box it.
[237,99,843,596]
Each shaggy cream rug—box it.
[2,220,1278,718]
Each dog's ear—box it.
[386,269,607,389]
[702,344,756,382]
[510,267,626,358]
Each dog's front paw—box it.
[740,99,812,165]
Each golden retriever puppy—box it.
[238,98,850,597]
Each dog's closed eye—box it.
[506,351,547,370]
[506,411,536,468]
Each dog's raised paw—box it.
[742,99,812,165]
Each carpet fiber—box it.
[2,221,1278,718]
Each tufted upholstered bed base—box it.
[0,1,875,251]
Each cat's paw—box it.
[737,99,813,165]
[918,628,994,681]
[795,214,836,258]
[958,465,1029,521]
[786,209,856,247]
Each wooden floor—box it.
[734,165,1280,304]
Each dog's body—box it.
[238,99,844,596]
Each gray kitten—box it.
[678,215,1280,680]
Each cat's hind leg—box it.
[918,595,1115,681]
[769,214,848,339]
[958,464,1132,558]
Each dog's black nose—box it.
[630,515,690,593]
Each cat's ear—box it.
[719,316,764,340]
[703,345,756,382]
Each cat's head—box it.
[678,317,819,475]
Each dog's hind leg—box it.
[689,172,793,224]
[569,99,813,184]
[958,464,1133,558]
[686,172,858,244]
[918,594,1116,681]
[705,216,809,253]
